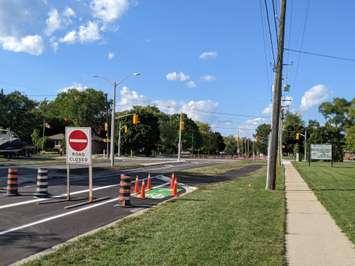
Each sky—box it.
[0,0,354,137]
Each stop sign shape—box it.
[69,130,88,151]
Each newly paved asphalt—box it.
[0,159,261,265]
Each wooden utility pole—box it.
[266,0,287,190]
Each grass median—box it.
[295,162,355,243]
[294,161,355,244]
[26,162,285,266]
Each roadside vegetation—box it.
[294,161,355,243]
[26,163,285,266]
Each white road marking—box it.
[0,184,118,210]
[0,182,169,236]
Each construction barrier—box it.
[171,177,178,197]
[146,173,152,191]
[118,174,131,207]
[34,168,50,198]
[6,168,18,196]
[139,180,146,199]
[134,176,139,194]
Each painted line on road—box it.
[0,184,118,210]
[0,182,170,236]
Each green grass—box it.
[294,161,355,244]
[26,164,285,266]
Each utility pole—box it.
[177,112,182,161]
[304,128,307,161]
[105,93,109,159]
[110,81,117,168]
[266,0,287,190]
[117,121,121,157]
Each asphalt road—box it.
[0,159,260,265]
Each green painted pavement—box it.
[146,187,182,199]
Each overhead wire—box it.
[285,48,355,63]
[263,0,276,66]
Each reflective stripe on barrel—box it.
[6,168,18,196]
[118,174,131,207]
[34,168,49,198]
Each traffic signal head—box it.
[180,120,185,130]
[104,122,108,131]
[132,114,140,125]
[123,125,128,133]
[296,133,300,140]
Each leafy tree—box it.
[119,106,160,156]
[224,136,238,155]
[31,129,47,151]
[50,88,108,133]
[319,98,352,129]
[282,113,304,157]
[254,123,271,155]
[345,126,355,152]
[0,90,40,142]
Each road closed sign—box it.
[66,127,92,165]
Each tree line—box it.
[0,88,228,156]
[254,97,355,161]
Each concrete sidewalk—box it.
[285,161,355,266]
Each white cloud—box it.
[118,87,218,123]
[90,0,129,23]
[59,83,88,93]
[0,35,44,55]
[63,7,76,19]
[118,86,149,111]
[166,72,190,82]
[186,80,197,88]
[239,117,267,138]
[181,100,218,122]
[107,52,115,60]
[262,103,272,115]
[199,51,218,60]
[300,84,329,112]
[200,75,216,82]
[78,21,101,42]
[45,9,61,36]
[59,30,77,43]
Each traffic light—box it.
[180,120,185,130]
[123,125,128,133]
[104,122,108,131]
[296,133,300,140]
[132,114,140,125]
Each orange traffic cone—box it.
[170,173,175,188]
[134,176,139,194]
[172,179,178,197]
[139,180,146,199]
[146,174,152,191]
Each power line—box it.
[263,0,276,65]
[285,48,355,63]
[192,108,269,118]
[271,0,278,37]
[292,0,310,88]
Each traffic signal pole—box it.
[177,112,182,162]
[266,0,287,190]
[110,81,117,168]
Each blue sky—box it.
[0,0,354,137]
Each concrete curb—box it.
[12,184,197,266]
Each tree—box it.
[282,113,304,157]
[0,90,40,142]
[224,136,238,155]
[254,123,271,155]
[50,88,108,133]
[319,98,352,129]
[119,106,160,156]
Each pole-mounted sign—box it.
[65,127,93,203]
[66,128,92,165]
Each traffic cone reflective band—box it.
[139,180,146,199]
[119,174,131,207]
[6,168,18,196]
[34,168,49,198]
[172,179,178,197]
[134,176,139,194]
[170,173,175,188]
[146,173,152,191]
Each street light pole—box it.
[177,112,182,161]
[93,73,141,168]
[118,120,121,158]
[110,81,117,167]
